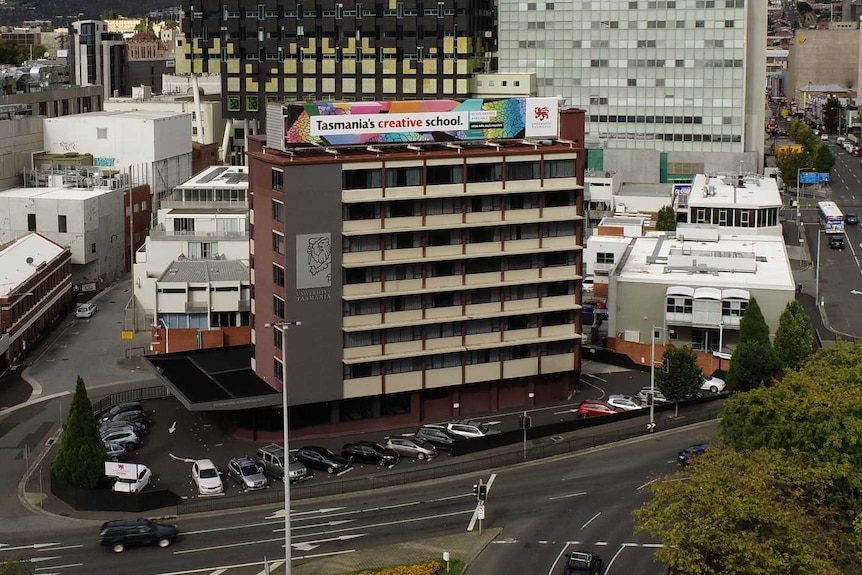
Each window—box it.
[274,325,283,350]
[273,264,285,286]
[273,296,285,319]
[627,78,637,86]
[506,161,540,181]
[273,232,285,254]
[97,127,108,139]
[724,19,735,27]
[426,165,463,185]
[722,300,748,317]
[272,169,284,191]
[543,160,575,179]
[27,213,36,231]
[274,357,283,381]
[272,200,284,222]
[343,169,382,189]
[385,166,422,187]
[596,252,615,264]
[666,297,693,314]
[466,163,502,183]
[58,215,67,233]
[91,242,97,254]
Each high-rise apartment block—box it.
[180,0,496,122]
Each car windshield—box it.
[320,448,336,457]
[199,468,218,479]
[240,464,257,475]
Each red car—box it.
[576,400,623,419]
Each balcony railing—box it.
[150,227,249,241]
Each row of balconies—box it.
[155,295,250,314]
[341,177,580,203]
[343,265,580,298]
[343,294,579,330]
[666,312,742,329]
[343,353,577,398]
[344,326,578,361]
[343,236,581,266]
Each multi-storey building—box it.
[496,0,767,167]
[69,20,130,100]
[242,99,587,432]
[180,0,496,126]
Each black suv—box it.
[562,551,603,575]
[99,518,178,553]
[341,441,400,467]
[829,235,845,250]
[414,426,460,451]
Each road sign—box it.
[818,172,830,182]
[121,330,134,340]
[477,504,485,520]
[799,172,818,184]
[646,422,657,431]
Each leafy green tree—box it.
[822,96,841,134]
[655,205,677,231]
[100,9,117,19]
[726,340,779,392]
[738,297,769,345]
[634,447,850,575]
[773,299,814,370]
[776,149,812,186]
[655,345,703,415]
[50,376,106,488]
[0,556,34,575]
[813,142,835,173]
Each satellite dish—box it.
[25,257,34,264]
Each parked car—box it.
[99,518,178,553]
[385,436,437,460]
[582,276,595,293]
[111,464,152,493]
[443,420,498,439]
[847,213,859,225]
[678,443,710,466]
[701,376,726,394]
[575,400,622,419]
[96,402,144,424]
[852,147,861,157]
[821,133,830,141]
[295,446,352,474]
[341,441,400,467]
[227,456,268,491]
[254,443,308,482]
[109,410,150,427]
[634,387,670,404]
[105,441,128,462]
[99,428,140,451]
[413,426,460,451]
[605,394,646,411]
[563,551,603,574]
[191,459,224,495]
[76,303,98,318]
[829,235,846,250]
[100,420,146,437]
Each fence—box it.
[91,385,172,415]
[176,399,725,515]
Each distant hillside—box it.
[0,0,180,27]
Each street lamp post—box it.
[796,167,814,244]
[265,320,302,575]
[815,231,822,303]
[157,318,169,354]
[649,326,666,432]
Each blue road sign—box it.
[800,172,818,184]
[817,172,830,182]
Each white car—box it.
[701,376,726,394]
[635,387,670,404]
[443,420,498,439]
[192,459,224,495]
[582,276,595,293]
[606,394,646,411]
[76,303,97,318]
[112,465,152,493]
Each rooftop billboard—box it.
[274,98,560,147]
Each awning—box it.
[666,286,695,297]
[143,345,280,411]
[722,288,750,301]
[693,287,722,300]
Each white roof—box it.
[45,110,188,122]
[0,233,65,297]
[618,233,794,292]
[687,173,781,209]
[177,165,249,190]
[0,186,116,200]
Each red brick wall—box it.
[150,326,251,354]
[608,337,723,374]
[124,184,152,271]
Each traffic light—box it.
[519,414,532,429]
[472,483,479,498]
[477,484,488,502]
[645,392,653,406]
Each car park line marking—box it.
[553,408,577,415]
[27,557,61,563]
[34,564,82,571]
[267,507,346,520]
[292,549,356,561]
[432,493,474,502]
[637,478,659,491]
[584,373,608,383]
[336,467,354,477]
[581,512,601,530]
[253,561,284,575]
[548,491,587,500]
[271,519,355,532]
[209,570,228,575]
[169,421,177,434]
[154,560,278,575]
[603,545,627,575]
[169,453,197,463]
[38,545,82,551]
[0,543,60,552]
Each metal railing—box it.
[91,385,172,415]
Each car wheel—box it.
[417,452,426,460]
[326,465,336,474]
[110,455,119,462]
[709,385,718,393]
[112,543,124,553]
[378,459,387,467]
[158,538,171,548]
[124,442,136,451]
[578,413,589,419]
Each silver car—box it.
[227,456,268,491]
[100,428,140,451]
[385,437,437,460]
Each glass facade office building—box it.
[498,0,766,153]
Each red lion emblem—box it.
[534,106,549,121]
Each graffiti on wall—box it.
[93,157,116,167]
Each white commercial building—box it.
[42,110,193,204]
[133,165,250,328]
[675,173,782,236]
[0,184,126,283]
[497,0,767,171]
[610,228,794,362]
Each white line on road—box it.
[210,570,229,575]
[34,564,82,571]
[546,543,574,575]
[603,544,628,575]
[581,512,601,530]
[271,519,355,532]
[432,493,474,502]
[553,409,576,415]
[253,561,283,575]
[583,373,608,383]
[637,478,659,491]
[594,541,609,546]
[548,491,587,500]
[38,545,82,552]
[154,560,283,575]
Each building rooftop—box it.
[617,183,673,198]
[618,232,793,292]
[46,110,189,122]
[177,165,248,189]
[107,93,221,104]
[158,259,249,283]
[687,173,781,209]
[0,233,66,297]
[0,185,118,200]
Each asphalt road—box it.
[0,421,717,575]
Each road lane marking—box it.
[637,478,659,491]
[546,543,575,575]
[154,560,282,575]
[432,493,473,502]
[581,512,601,530]
[603,544,628,574]
[548,491,587,500]
[38,545,82,551]
[34,564,82,571]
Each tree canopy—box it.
[773,299,814,371]
[655,345,703,401]
[727,298,779,391]
[655,205,677,231]
[738,297,769,345]
[50,376,106,488]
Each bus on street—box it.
[817,201,845,234]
